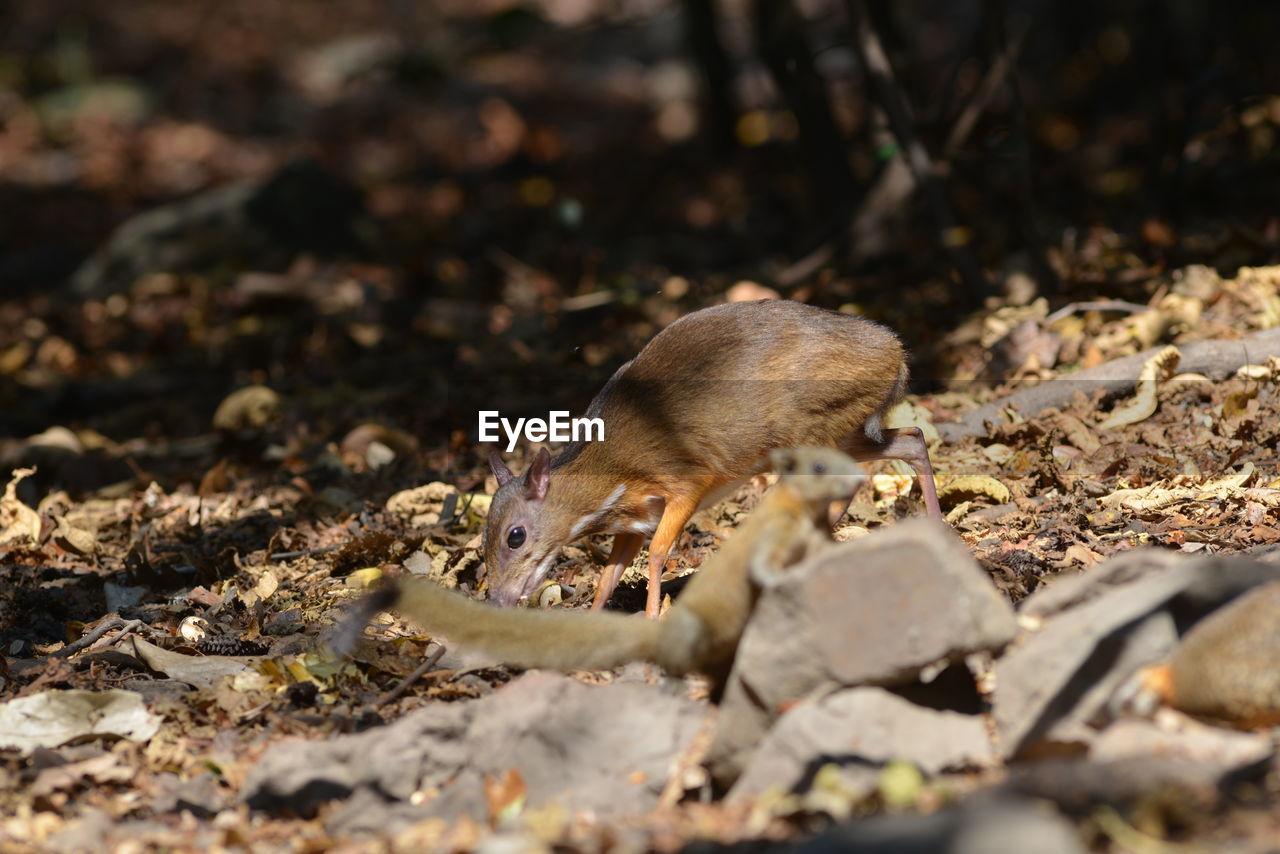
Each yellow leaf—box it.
[937,475,1011,505]
[348,567,383,589]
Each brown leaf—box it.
[483,768,527,825]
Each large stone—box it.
[242,671,708,834]
[709,518,1015,787]
[994,551,1280,757]
[729,687,995,801]
[789,798,1086,854]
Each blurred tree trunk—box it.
[751,0,857,217]
[845,0,990,305]
[682,0,738,153]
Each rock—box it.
[1002,756,1267,811]
[1039,609,1178,747]
[729,687,995,801]
[242,671,708,834]
[994,551,1280,757]
[788,798,1086,854]
[709,519,1014,786]
[1090,716,1273,769]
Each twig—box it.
[270,545,340,561]
[776,240,840,289]
[844,0,989,305]
[106,620,144,648]
[377,643,447,707]
[1044,300,1155,324]
[48,617,129,659]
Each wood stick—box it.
[937,327,1280,442]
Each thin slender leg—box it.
[840,426,943,518]
[590,532,645,611]
[643,495,700,618]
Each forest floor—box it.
[2,2,1280,852]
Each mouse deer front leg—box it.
[642,494,701,618]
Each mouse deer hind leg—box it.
[840,426,943,519]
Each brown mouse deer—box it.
[484,299,941,617]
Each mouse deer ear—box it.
[489,451,515,486]
[525,447,551,501]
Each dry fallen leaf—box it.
[123,636,259,691]
[1101,463,1261,514]
[1098,345,1180,430]
[0,467,41,548]
[211,384,280,431]
[0,690,162,753]
[937,475,1011,505]
[31,753,134,797]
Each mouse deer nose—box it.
[488,584,520,607]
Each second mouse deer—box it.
[484,298,941,617]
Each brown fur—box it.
[483,299,919,612]
[1166,581,1280,726]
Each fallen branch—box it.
[47,617,142,659]
[936,327,1280,442]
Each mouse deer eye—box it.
[812,462,827,474]
[506,526,526,549]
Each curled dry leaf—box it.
[386,481,466,527]
[1236,355,1280,382]
[1098,345,1181,430]
[53,517,99,555]
[871,471,913,505]
[1101,462,1263,514]
[212,384,280,431]
[0,467,41,548]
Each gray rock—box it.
[729,687,995,801]
[1040,609,1178,746]
[1090,717,1273,769]
[791,798,1085,854]
[994,550,1280,757]
[710,519,1014,786]
[1002,755,1269,810]
[241,671,708,835]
